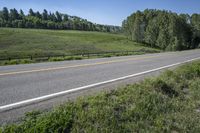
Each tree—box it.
[17,20,24,28]
[123,9,199,51]
[2,7,9,21]
[0,7,122,32]
[130,11,145,42]
[10,8,19,20]
[49,13,57,22]
[144,18,159,47]
[47,21,55,29]
[191,14,200,48]
[180,14,191,24]
[35,11,42,19]
[55,11,62,22]
[0,11,3,24]
[19,9,25,19]
[42,9,48,20]
[29,8,35,16]
[63,14,68,21]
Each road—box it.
[0,49,200,124]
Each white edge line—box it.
[0,57,200,112]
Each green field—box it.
[1,61,200,132]
[0,28,159,60]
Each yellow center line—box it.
[0,55,157,76]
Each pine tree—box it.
[29,8,35,16]
[55,11,62,22]
[42,9,48,20]
[2,7,9,21]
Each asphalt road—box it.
[0,49,200,124]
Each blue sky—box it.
[0,0,200,26]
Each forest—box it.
[0,7,121,33]
[122,9,200,51]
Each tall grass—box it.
[1,61,200,132]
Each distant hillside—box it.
[0,7,121,33]
[0,28,158,60]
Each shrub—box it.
[48,57,65,62]
[73,56,83,60]
[64,56,74,60]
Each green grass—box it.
[0,59,34,65]
[48,56,83,62]
[1,61,200,132]
[0,28,159,60]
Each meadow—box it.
[0,28,159,65]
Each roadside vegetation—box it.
[1,61,200,132]
[0,28,159,65]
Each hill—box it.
[0,28,159,63]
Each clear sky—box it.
[0,0,200,26]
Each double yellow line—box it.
[0,55,157,76]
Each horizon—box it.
[0,0,200,26]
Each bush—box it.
[73,56,83,60]
[102,54,112,58]
[48,57,65,62]
[64,56,74,60]
[1,59,34,65]
[4,60,19,65]
[20,59,33,64]
[48,56,83,62]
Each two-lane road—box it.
[0,49,200,124]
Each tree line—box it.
[122,9,200,51]
[0,7,121,33]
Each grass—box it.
[0,51,154,66]
[48,56,83,62]
[0,59,34,65]
[1,61,200,132]
[0,28,160,65]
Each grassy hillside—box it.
[1,61,200,132]
[0,28,159,59]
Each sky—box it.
[0,0,200,26]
